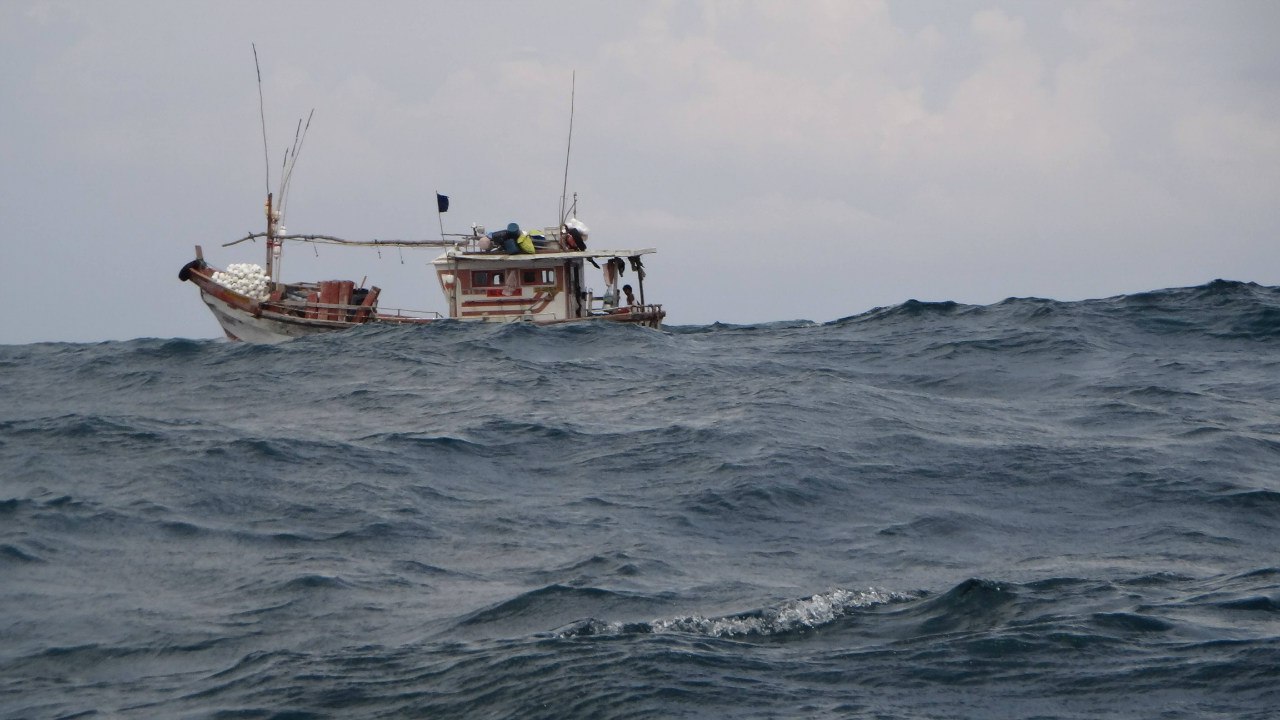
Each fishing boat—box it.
[180,61,659,343]
[178,196,665,343]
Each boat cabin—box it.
[432,227,662,328]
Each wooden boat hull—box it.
[197,288,348,343]
[181,258,663,342]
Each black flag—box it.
[436,193,449,213]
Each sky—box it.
[2,0,1277,343]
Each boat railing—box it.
[586,296,664,318]
[375,308,445,322]
[262,297,442,324]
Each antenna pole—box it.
[559,71,576,225]
[253,43,270,195]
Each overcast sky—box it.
[2,0,1277,343]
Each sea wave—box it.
[3,280,1279,719]
[555,587,919,639]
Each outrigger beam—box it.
[224,233,464,249]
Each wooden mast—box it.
[636,257,646,305]
[264,192,277,280]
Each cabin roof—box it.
[433,248,657,265]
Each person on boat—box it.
[622,284,637,307]
[563,218,589,251]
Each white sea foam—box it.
[557,587,916,640]
[649,587,914,638]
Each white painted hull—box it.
[198,290,348,343]
[195,282,661,343]
[182,248,664,343]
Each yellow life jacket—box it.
[516,232,536,254]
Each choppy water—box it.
[3,279,1279,719]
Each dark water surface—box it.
[3,280,1279,718]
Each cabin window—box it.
[472,270,504,287]
[521,268,557,285]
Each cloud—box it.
[1,0,1278,340]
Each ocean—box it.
[2,279,1278,719]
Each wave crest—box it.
[556,587,917,639]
